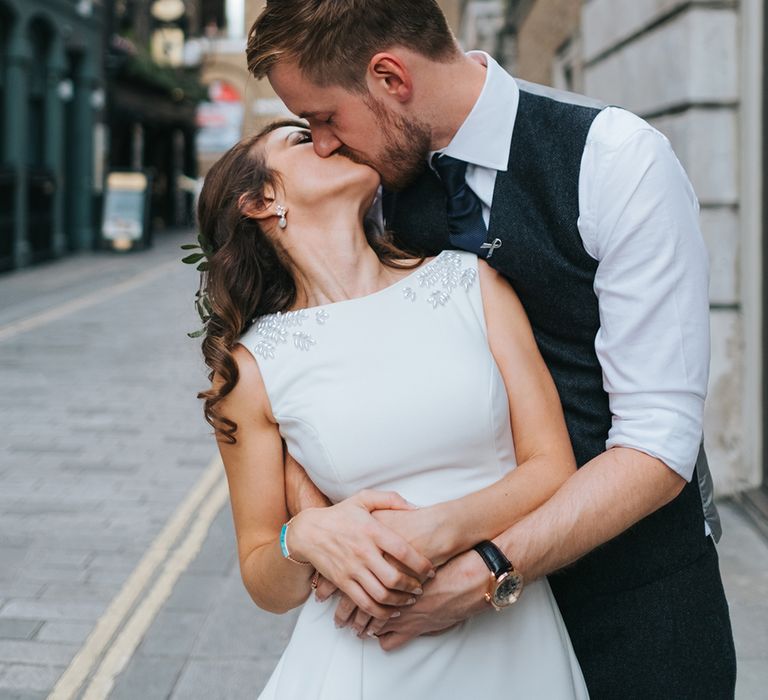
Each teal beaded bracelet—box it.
[280,516,311,565]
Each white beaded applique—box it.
[252,340,276,360]
[418,251,462,291]
[415,252,477,309]
[427,290,450,308]
[250,310,316,359]
[460,267,477,291]
[316,310,330,325]
[293,332,316,351]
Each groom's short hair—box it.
[247,0,458,93]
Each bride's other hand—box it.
[325,551,434,636]
[372,549,489,650]
[288,490,435,620]
[336,548,486,641]
[312,573,338,601]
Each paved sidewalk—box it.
[0,236,766,698]
[717,501,768,698]
[108,508,297,700]
[0,232,220,698]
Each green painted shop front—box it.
[0,0,103,272]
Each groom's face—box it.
[269,61,431,190]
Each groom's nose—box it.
[312,128,343,158]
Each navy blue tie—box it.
[431,153,488,256]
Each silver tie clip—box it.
[480,238,502,259]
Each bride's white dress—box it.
[239,251,588,699]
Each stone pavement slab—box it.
[109,656,187,700]
[0,620,41,642]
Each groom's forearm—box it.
[284,453,331,515]
[495,446,686,581]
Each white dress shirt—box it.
[432,53,710,484]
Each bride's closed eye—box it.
[292,130,313,145]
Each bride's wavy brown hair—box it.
[196,119,421,443]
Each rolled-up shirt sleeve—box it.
[580,111,710,481]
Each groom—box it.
[247,1,736,696]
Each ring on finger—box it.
[310,572,320,590]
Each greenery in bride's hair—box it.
[181,234,213,338]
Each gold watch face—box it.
[492,570,523,607]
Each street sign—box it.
[101,171,152,251]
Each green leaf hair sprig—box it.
[181,234,213,338]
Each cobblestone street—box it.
[0,231,766,698]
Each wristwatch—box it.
[473,540,524,611]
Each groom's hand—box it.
[371,549,490,651]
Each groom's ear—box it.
[238,185,277,221]
[367,53,413,103]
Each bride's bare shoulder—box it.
[476,258,522,304]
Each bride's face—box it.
[261,125,380,211]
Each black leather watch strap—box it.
[473,540,512,578]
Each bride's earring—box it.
[276,205,288,230]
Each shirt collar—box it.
[429,51,519,172]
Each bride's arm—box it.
[217,346,432,617]
[373,260,577,565]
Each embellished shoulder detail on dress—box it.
[239,252,478,361]
[242,309,322,360]
[407,251,478,309]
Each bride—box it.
[194,119,588,698]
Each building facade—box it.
[193,0,278,175]
[0,0,209,271]
[108,0,204,232]
[0,0,105,271]
[460,0,765,502]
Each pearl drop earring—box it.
[276,205,287,229]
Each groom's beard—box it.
[338,95,431,191]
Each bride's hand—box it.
[330,505,463,636]
[372,505,453,566]
[288,490,435,620]
[316,551,434,637]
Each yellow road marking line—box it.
[0,259,179,343]
[48,456,225,700]
[81,478,230,700]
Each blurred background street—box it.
[1,0,767,697]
